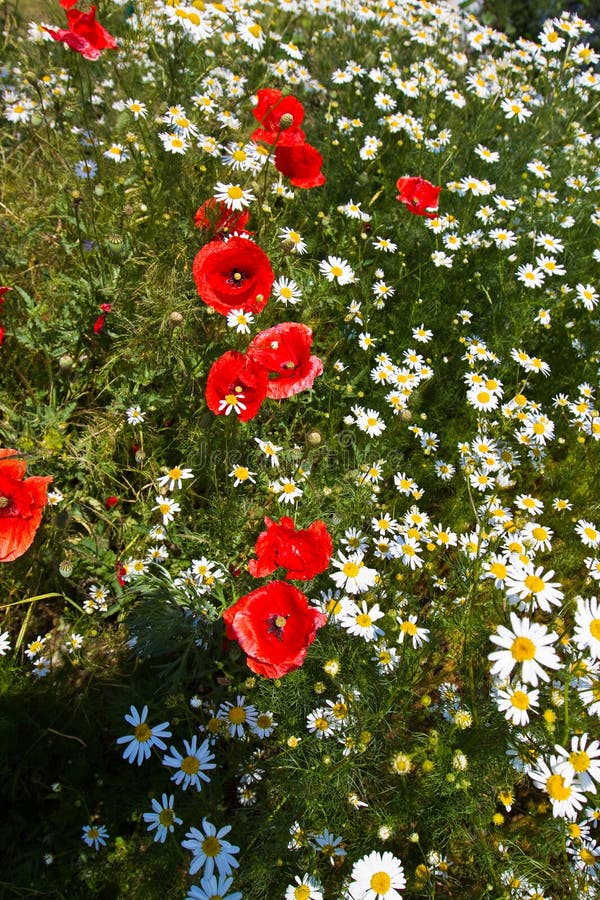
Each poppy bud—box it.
[59,559,73,578]
[169,311,183,327]
[105,496,119,509]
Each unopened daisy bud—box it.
[409,832,420,843]
[94,184,105,197]
[169,311,183,327]
[307,430,322,446]
[135,449,146,465]
[279,112,294,129]
[59,354,74,371]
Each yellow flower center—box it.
[524,574,545,594]
[490,562,507,580]
[531,527,547,541]
[585,527,598,542]
[158,808,175,827]
[511,690,529,710]
[511,636,536,661]
[546,773,571,801]
[181,755,200,775]
[580,847,597,866]
[370,872,391,893]
[590,619,600,640]
[315,717,329,732]
[356,613,372,628]
[330,266,343,277]
[569,750,590,773]
[134,723,152,742]
[294,887,310,900]
[343,562,361,578]
[228,706,246,724]
[201,835,221,858]
[227,186,244,200]
[401,621,417,635]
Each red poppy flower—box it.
[275,141,325,189]
[0,287,10,304]
[105,496,119,510]
[251,88,305,147]
[396,176,441,219]
[248,516,333,581]
[44,6,117,61]
[194,199,250,238]
[247,322,323,400]
[193,236,274,317]
[0,327,4,346]
[205,350,269,421]
[0,449,52,563]
[223,581,327,678]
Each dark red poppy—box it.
[251,88,305,147]
[223,580,327,678]
[205,350,269,421]
[0,287,10,304]
[43,6,117,61]
[193,236,274,317]
[0,327,4,346]
[105,496,119,510]
[248,516,333,581]
[0,449,52,563]
[194,199,250,238]
[60,0,78,8]
[275,141,325,189]
[247,322,323,400]
[396,176,441,219]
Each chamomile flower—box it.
[573,596,600,660]
[116,705,172,766]
[157,466,194,491]
[339,598,385,642]
[285,874,323,900]
[126,405,145,424]
[330,552,378,595]
[555,733,600,793]
[152,495,181,525]
[576,520,600,548]
[347,850,406,899]
[229,465,256,487]
[75,159,98,179]
[504,562,564,612]
[488,613,561,686]
[182,819,240,878]
[217,696,258,738]
[319,256,355,285]
[495,681,539,726]
[254,437,282,467]
[163,735,216,791]
[226,308,255,334]
[529,756,587,820]
[279,227,307,254]
[397,615,430,648]
[0,631,11,656]
[186,874,242,900]
[213,182,256,211]
[143,794,183,843]
[82,824,109,851]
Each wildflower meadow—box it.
[2,0,600,897]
